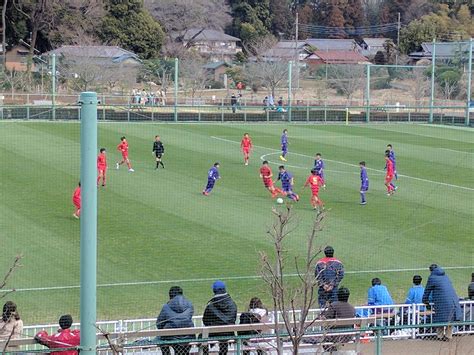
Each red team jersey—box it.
[386,159,394,176]
[72,187,81,207]
[241,137,253,152]
[97,153,107,170]
[305,175,323,195]
[260,165,274,187]
[117,140,129,157]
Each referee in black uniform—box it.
[152,135,165,169]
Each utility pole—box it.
[2,0,7,69]
[466,38,472,126]
[294,11,299,91]
[429,39,436,124]
[396,12,401,66]
[51,53,56,120]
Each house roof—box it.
[416,41,473,59]
[305,38,361,52]
[181,29,240,42]
[310,50,369,64]
[45,45,138,60]
[203,61,230,70]
[362,38,392,47]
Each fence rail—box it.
[0,102,471,125]
[11,301,473,353]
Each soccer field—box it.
[0,122,473,324]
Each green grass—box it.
[0,122,473,324]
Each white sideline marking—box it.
[439,148,474,154]
[1,266,472,293]
[211,136,474,191]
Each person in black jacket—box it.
[152,135,165,169]
[156,286,194,355]
[202,280,237,355]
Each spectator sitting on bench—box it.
[368,278,394,312]
[156,286,195,355]
[202,280,237,355]
[239,297,271,355]
[320,287,356,352]
[35,314,80,355]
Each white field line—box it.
[2,266,472,293]
[439,148,474,154]
[211,136,474,191]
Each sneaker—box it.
[116,163,119,170]
[128,168,135,172]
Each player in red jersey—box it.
[259,161,283,198]
[97,148,107,187]
[384,151,395,196]
[303,169,324,210]
[116,136,134,172]
[240,133,253,166]
[72,182,81,219]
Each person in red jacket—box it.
[72,182,81,219]
[35,314,80,355]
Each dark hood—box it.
[168,295,192,314]
[432,267,445,276]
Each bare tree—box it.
[1,0,7,68]
[408,68,428,109]
[179,56,211,101]
[246,61,289,99]
[260,206,326,355]
[328,65,364,105]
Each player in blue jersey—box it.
[359,161,369,205]
[276,165,299,201]
[314,153,326,188]
[202,162,220,196]
[280,129,289,161]
[387,144,398,182]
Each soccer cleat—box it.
[245,162,248,166]
[116,163,119,170]
[279,155,287,161]
[360,201,367,205]
[128,168,135,172]
[394,186,398,191]
[202,191,209,196]
[73,214,79,219]
[386,192,392,196]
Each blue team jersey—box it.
[281,133,288,146]
[388,150,396,168]
[314,159,325,174]
[278,171,293,190]
[208,167,219,180]
[360,167,369,188]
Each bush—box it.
[209,80,225,89]
[372,78,391,90]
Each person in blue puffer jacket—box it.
[422,264,462,340]
[156,286,195,355]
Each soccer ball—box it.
[276,198,284,204]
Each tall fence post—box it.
[429,39,436,124]
[174,58,178,122]
[288,61,292,122]
[79,91,98,355]
[466,38,473,126]
[51,53,56,121]
[375,329,382,355]
[366,64,371,122]
[26,93,30,120]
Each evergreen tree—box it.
[100,0,164,59]
[270,0,295,38]
[229,0,272,43]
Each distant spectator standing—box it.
[35,314,80,355]
[368,278,394,308]
[0,301,23,352]
[268,94,275,109]
[230,94,237,113]
[202,280,237,355]
[422,264,461,340]
[263,96,269,111]
[315,246,345,307]
[156,286,194,355]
